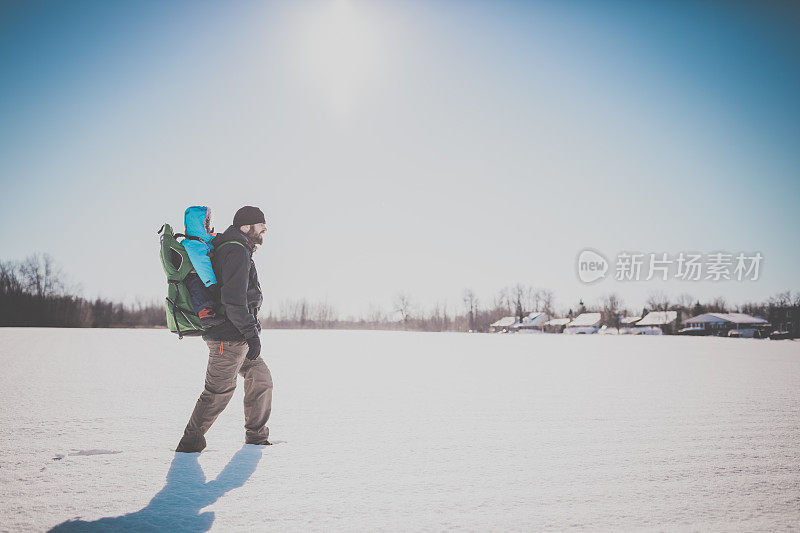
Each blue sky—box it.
[1,0,798,317]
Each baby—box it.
[182,205,224,328]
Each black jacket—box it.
[202,225,263,341]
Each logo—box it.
[577,249,608,283]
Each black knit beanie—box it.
[233,206,266,227]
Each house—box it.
[618,316,642,335]
[636,311,679,335]
[543,317,571,333]
[514,312,548,333]
[564,312,602,334]
[682,313,769,336]
[490,316,518,333]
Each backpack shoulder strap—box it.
[213,240,249,257]
[216,240,247,251]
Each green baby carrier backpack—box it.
[157,223,204,338]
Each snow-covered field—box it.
[1,328,799,532]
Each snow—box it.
[68,450,123,457]
[2,328,800,531]
[632,325,664,335]
[490,316,517,328]
[637,310,678,326]
[567,312,602,327]
[686,312,768,325]
[517,313,547,328]
[563,325,599,335]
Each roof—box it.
[568,312,602,327]
[637,311,678,326]
[545,318,571,326]
[620,316,641,325]
[490,316,518,328]
[517,312,547,327]
[684,313,768,325]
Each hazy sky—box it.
[1,0,798,317]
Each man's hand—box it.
[245,335,261,360]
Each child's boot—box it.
[199,307,225,328]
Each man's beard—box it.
[246,227,264,245]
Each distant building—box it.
[564,312,602,334]
[514,312,548,333]
[682,313,769,336]
[618,316,642,334]
[768,306,799,338]
[543,317,570,333]
[637,311,680,334]
[490,316,518,333]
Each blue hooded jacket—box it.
[183,206,217,287]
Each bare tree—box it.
[276,298,311,327]
[19,253,65,298]
[366,302,386,326]
[427,301,449,331]
[462,289,479,331]
[494,288,511,314]
[393,292,414,326]
[511,284,526,321]
[299,299,308,327]
[675,293,694,310]
[313,300,337,327]
[531,288,542,313]
[0,261,23,294]
[769,291,792,307]
[522,287,543,315]
[707,296,728,313]
[601,293,623,328]
[539,289,555,319]
[740,300,767,318]
[645,291,670,312]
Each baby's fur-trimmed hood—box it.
[184,206,214,242]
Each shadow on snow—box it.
[50,445,264,532]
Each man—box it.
[176,206,272,453]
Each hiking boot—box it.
[246,439,272,446]
[199,307,225,329]
[176,433,206,453]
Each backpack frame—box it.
[158,223,204,338]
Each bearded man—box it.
[176,206,272,453]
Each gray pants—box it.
[176,339,273,452]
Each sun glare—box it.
[296,0,382,117]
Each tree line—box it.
[0,254,163,328]
[262,286,800,333]
[2,254,797,332]
[590,290,800,331]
